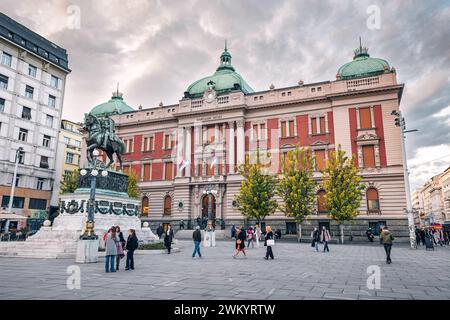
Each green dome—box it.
[337,46,390,80]
[185,45,254,98]
[90,92,134,117]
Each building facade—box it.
[0,13,70,219]
[59,119,82,179]
[91,43,410,240]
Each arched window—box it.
[141,196,149,216]
[317,190,327,213]
[367,188,380,212]
[163,195,172,215]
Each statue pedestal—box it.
[76,239,99,263]
[203,230,216,247]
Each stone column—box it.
[228,121,235,174]
[176,127,184,177]
[236,119,245,166]
[185,127,192,177]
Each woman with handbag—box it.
[105,227,119,273]
[233,227,247,258]
[264,226,274,260]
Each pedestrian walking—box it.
[311,227,320,252]
[444,231,449,245]
[320,226,331,252]
[115,226,125,271]
[247,226,255,248]
[179,219,185,230]
[125,229,138,270]
[420,228,426,246]
[264,226,274,260]
[232,227,247,258]
[105,227,119,272]
[192,226,202,258]
[380,226,394,264]
[156,224,163,239]
[164,224,174,254]
[254,223,262,248]
[231,225,236,239]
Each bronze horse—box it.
[83,113,125,170]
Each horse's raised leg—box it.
[105,149,114,169]
[116,152,123,172]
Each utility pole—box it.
[391,110,418,249]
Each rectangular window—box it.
[18,128,28,142]
[260,123,267,140]
[66,152,74,164]
[36,178,44,190]
[15,175,21,187]
[281,121,287,138]
[359,107,372,129]
[315,150,326,171]
[0,98,5,112]
[28,64,37,77]
[21,106,32,120]
[1,196,25,209]
[143,137,148,151]
[143,163,151,181]
[17,150,25,164]
[252,124,258,141]
[43,135,51,147]
[149,136,154,150]
[0,74,8,90]
[164,162,173,180]
[207,126,215,144]
[48,95,56,108]
[362,145,376,168]
[289,120,295,137]
[46,115,53,127]
[63,136,70,144]
[29,198,47,210]
[164,135,170,149]
[40,156,49,168]
[1,52,12,67]
[25,85,34,99]
[311,117,317,134]
[50,75,59,88]
[74,140,81,148]
[319,117,326,134]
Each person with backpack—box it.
[380,226,394,264]
[311,227,320,252]
[125,229,139,270]
[192,226,202,258]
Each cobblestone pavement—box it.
[1,240,449,300]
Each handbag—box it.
[267,239,275,246]
[236,239,242,244]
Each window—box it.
[66,152,74,164]
[311,117,317,134]
[29,198,47,210]
[163,134,170,150]
[252,124,258,141]
[1,52,12,67]
[319,117,326,133]
[280,121,287,138]
[40,156,49,168]
[63,136,70,145]
[359,107,372,129]
[0,74,8,90]
[25,85,34,99]
[50,75,59,88]
[1,196,24,209]
[164,162,173,180]
[141,196,149,215]
[207,126,215,144]
[28,64,37,77]
[367,188,380,212]
[260,123,267,140]
[36,178,44,190]
[74,140,81,148]
[163,195,172,215]
[143,163,151,181]
[42,135,51,147]
[18,128,28,142]
[288,120,295,137]
[314,150,326,171]
[46,115,53,127]
[206,160,215,176]
[362,145,376,168]
[317,190,327,213]
[21,106,31,120]
[17,150,25,164]
[0,98,5,112]
[48,95,56,108]
[124,139,134,153]
[15,175,21,187]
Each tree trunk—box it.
[297,222,302,243]
[340,224,344,244]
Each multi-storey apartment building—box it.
[59,119,82,179]
[0,13,70,219]
[86,43,410,240]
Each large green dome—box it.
[337,46,391,80]
[90,91,134,117]
[184,45,254,98]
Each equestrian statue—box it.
[83,113,125,170]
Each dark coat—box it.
[236,230,246,249]
[193,229,202,242]
[156,226,163,237]
[125,234,139,251]
[164,229,174,247]
[264,231,274,246]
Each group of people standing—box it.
[415,227,449,247]
[232,224,274,260]
[103,226,139,272]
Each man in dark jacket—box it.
[125,229,139,270]
[156,224,163,239]
[380,227,394,264]
[192,226,202,258]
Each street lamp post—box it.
[391,110,418,249]
[79,149,108,240]
[5,147,23,233]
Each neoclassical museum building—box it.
[89,43,409,241]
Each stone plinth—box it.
[76,239,99,263]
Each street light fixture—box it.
[79,149,108,240]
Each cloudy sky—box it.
[2,0,449,190]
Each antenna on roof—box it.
[224,39,227,51]
[359,36,362,52]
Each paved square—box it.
[1,240,449,300]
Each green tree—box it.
[235,151,277,224]
[322,146,364,244]
[277,146,316,241]
[60,170,79,194]
[127,169,140,199]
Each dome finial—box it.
[224,39,227,51]
[217,43,235,72]
[112,81,123,99]
[353,37,369,59]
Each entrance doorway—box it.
[201,194,216,227]
[319,221,330,232]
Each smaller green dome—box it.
[337,45,390,80]
[90,91,134,117]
